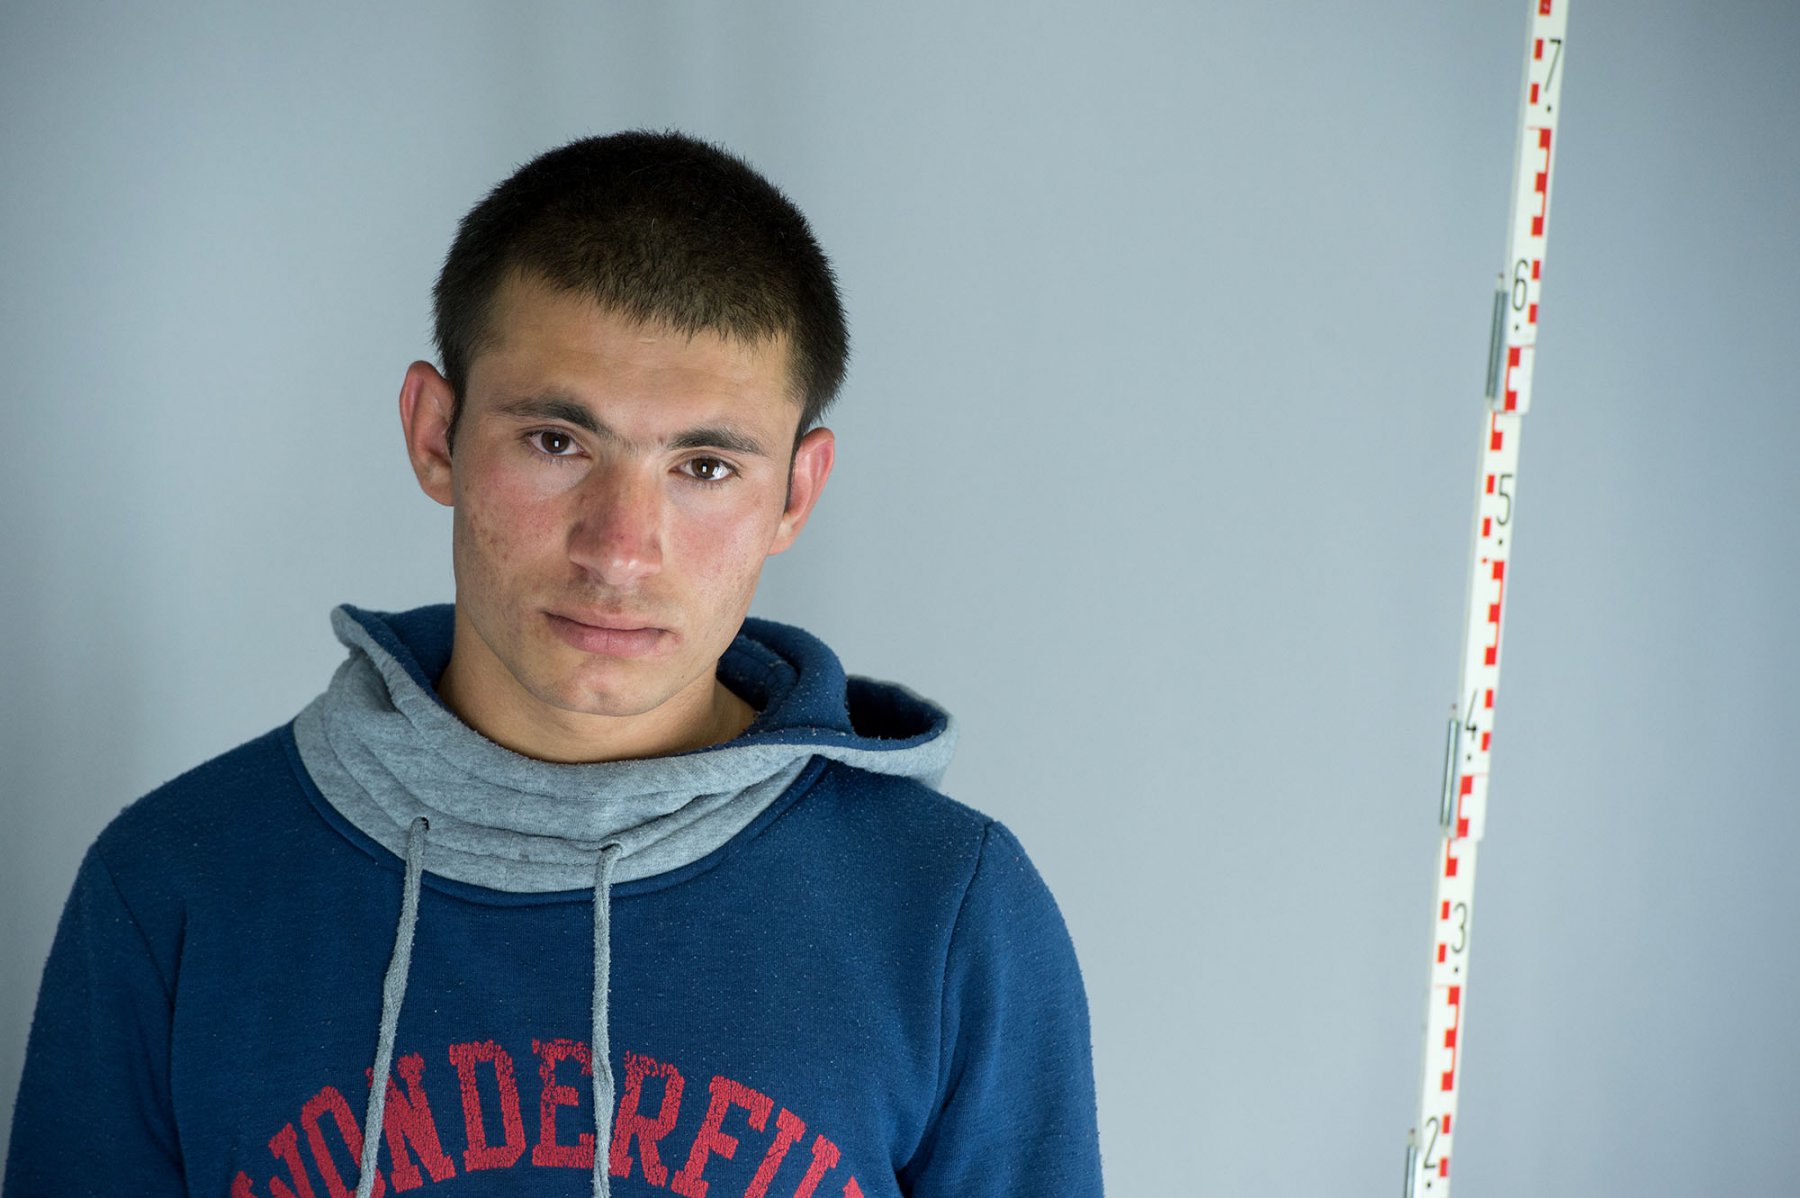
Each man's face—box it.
[403,272,832,751]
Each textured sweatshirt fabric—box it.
[5,605,1103,1198]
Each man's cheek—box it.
[462,492,560,572]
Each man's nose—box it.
[566,463,665,587]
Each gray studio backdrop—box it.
[3,2,1796,1194]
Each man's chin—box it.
[523,663,680,723]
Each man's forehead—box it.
[476,271,803,400]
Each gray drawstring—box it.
[353,821,622,1198]
[591,841,624,1198]
[357,816,428,1198]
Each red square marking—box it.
[1484,689,1494,708]
[1534,38,1544,59]
[1485,646,1497,666]
[1493,561,1506,580]
[1440,1069,1455,1091]
[1540,0,1553,13]
[1460,775,1473,796]
[1491,425,1504,450]
[1480,732,1491,751]
[1441,900,1451,919]
[1449,986,1461,1005]
[1456,816,1469,837]
[1532,260,1541,279]
[1444,1028,1457,1048]
[1443,1114,1452,1134]
[1486,474,1496,494]
[1440,1157,1450,1178]
[1488,603,1501,624]
[1445,845,1459,878]
[1530,82,1541,104]
[1529,303,1538,324]
[1438,943,1447,963]
[1482,517,1492,537]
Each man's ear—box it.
[399,360,457,507]
[769,426,836,555]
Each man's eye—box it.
[685,457,735,483]
[530,430,578,456]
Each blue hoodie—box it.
[5,606,1102,1198]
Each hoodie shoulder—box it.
[795,757,997,890]
[96,724,301,851]
[88,723,322,920]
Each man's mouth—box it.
[544,611,670,658]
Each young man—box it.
[5,132,1102,1198]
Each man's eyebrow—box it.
[665,426,770,457]
[496,396,603,435]
[495,396,771,457]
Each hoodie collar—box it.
[292,603,956,894]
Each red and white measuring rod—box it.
[1403,3,1568,1195]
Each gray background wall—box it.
[3,2,1796,1194]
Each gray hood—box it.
[294,603,957,892]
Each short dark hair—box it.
[433,130,848,449]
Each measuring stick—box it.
[1403,3,1568,1194]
